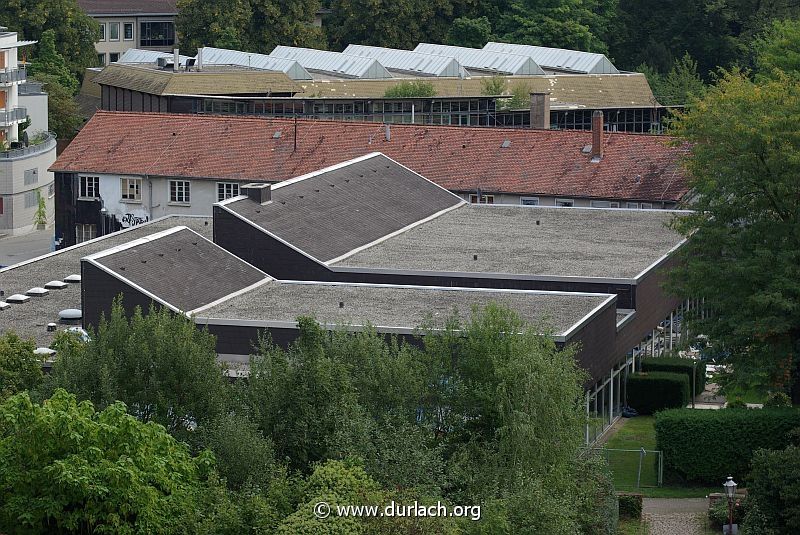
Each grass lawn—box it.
[602,416,719,498]
[618,518,648,534]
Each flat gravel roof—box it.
[332,205,683,279]
[197,281,612,336]
[0,216,213,347]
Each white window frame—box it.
[169,180,191,204]
[469,194,494,204]
[121,177,142,202]
[109,22,120,41]
[590,200,611,208]
[217,182,240,202]
[123,22,134,41]
[520,197,539,206]
[610,201,620,208]
[555,198,574,207]
[75,224,97,244]
[99,23,106,41]
[109,52,120,63]
[626,202,639,209]
[97,53,106,66]
[79,176,100,200]
[640,202,653,209]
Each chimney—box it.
[384,123,391,142]
[173,48,180,72]
[591,110,604,161]
[529,92,550,130]
[197,47,203,71]
[242,183,272,204]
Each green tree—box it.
[28,29,78,95]
[445,16,493,48]
[176,0,252,54]
[480,75,508,97]
[177,0,325,55]
[668,70,800,401]
[384,80,437,98]
[745,444,800,533]
[28,73,83,140]
[0,389,218,533]
[754,18,800,80]
[45,299,227,439]
[0,0,100,77]
[640,53,707,106]
[0,332,42,402]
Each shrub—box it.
[655,408,800,485]
[745,444,800,534]
[384,80,437,98]
[641,357,706,395]
[708,495,747,529]
[617,492,643,519]
[727,398,748,408]
[764,392,791,408]
[626,372,690,415]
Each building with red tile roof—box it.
[51,111,688,247]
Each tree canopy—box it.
[668,33,800,401]
[0,332,42,402]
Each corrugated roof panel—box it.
[483,42,619,74]
[118,48,190,65]
[413,43,545,76]
[343,44,468,78]
[198,46,312,80]
[270,46,393,79]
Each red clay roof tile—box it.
[51,111,689,202]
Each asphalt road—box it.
[0,229,55,268]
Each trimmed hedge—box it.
[655,408,800,485]
[626,372,690,415]
[641,357,706,395]
[616,493,643,520]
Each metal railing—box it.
[0,132,56,159]
[0,67,26,84]
[0,106,27,125]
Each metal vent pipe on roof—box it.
[385,123,391,142]
[173,49,180,72]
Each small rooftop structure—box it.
[483,42,619,75]
[342,44,468,78]
[118,48,190,66]
[197,47,313,80]
[270,46,393,79]
[413,43,545,76]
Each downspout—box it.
[147,175,153,220]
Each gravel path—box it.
[643,498,708,535]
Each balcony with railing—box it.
[0,67,26,84]
[0,106,27,126]
[0,131,56,160]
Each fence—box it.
[591,447,663,488]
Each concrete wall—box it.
[0,140,56,234]
[19,87,48,135]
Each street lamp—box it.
[723,476,738,534]
[100,207,108,236]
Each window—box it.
[79,176,100,199]
[555,198,574,207]
[590,200,611,208]
[99,23,106,41]
[520,197,539,206]
[124,23,133,40]
[97,53,106,66]
[75,224,97,244]
[109,22,120,41]
[170,180,190,204]
[121,177,142,202]
[109,53,119,63]
[24,168,38,185]
[640,202,653,209]
[626,202,639,209]
[610,202,620,208]
[140,21,175,47]
[217,182,240,202]
[24,190,38,208]
[469,194,494,204]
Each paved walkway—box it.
[643,498,708,535]
[0,228,54,267]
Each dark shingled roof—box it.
[86,227,267,312]
[77,0,177,14]
[225,154,463,262]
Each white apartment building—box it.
[0,27,56,235]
